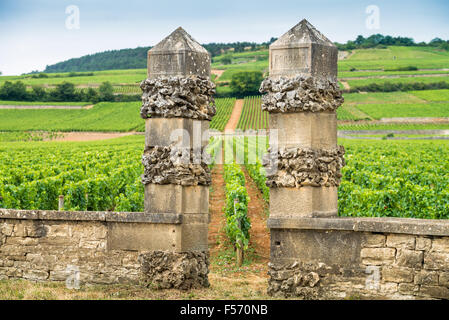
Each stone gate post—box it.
[139,27,215,289]
[260,20,345,296]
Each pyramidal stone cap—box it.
[147,27,211,79]
[269,19,338,81]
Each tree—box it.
[98,82,114,101]
[50,82,78,101]
[221,53,233,65]
[230,71,264,97]
[0,81,28,100]
[31,85,47,101]
[85,87,99,103]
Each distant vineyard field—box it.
[210,98,236,131]
[236,96,268,130]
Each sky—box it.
[0,0,448,75]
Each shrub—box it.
[230,71,264,97]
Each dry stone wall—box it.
[268,217,449,299]
[0,209,208,289]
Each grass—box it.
[409,89,449,102]
[338,123,449,131]
[0,100,89,106]
[0,69,147,86]
[356,102,449,119]
[347,76,449,88]
[343,91,426,104]
[339,69,449,78]
[0,102,144,132]
[339,46,449,71]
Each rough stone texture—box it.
[264,146,345,188]
[139,27,212,290]
[141,146,211,185]
[0,217,141,285]
[0,212,210,289]
[139,251,209,290]
[268,19,338,80]
[147,27,211,79]
[259,76,343,113]
[140,76,216,120]
[268,219,449,300]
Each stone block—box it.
[386,234,415,250]
[23,270,49,281]
[415,237,432,251]
[432,238,449,252]
[268,19,337,81]
[107,222,181,252]
[145,118,209,148]
[419,285,449,299]
[424,252,449,271]
[414,270,439,285]
[270,186,337,218]
[439,272,449,287]
[382,267,414,283]
[181,215,209,252]
[361,248,395,265]
[0,222,14,236]
[147,27,210,78]
[398,283,419,295]
[395,249,423,269]
[361,233,386,248]
[269,112,337,149]
[144,184,209,215]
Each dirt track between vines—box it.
[224,99,244,131]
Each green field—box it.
[236,96,269,130]
[0,102,144,132]
[339,46,449,71]
[0,136,144,212]
[210,98,236,131]
[347,76,449,88]
[0,69,147,86]
[356,102,449,119]
[0,101,89,106]
[2,135,448,219]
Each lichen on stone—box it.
[141,146,211,186]
[263,145,345,188]
[259,76,343,113]
[139,251,209,290]
[140,75,216,120]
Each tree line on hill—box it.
[336,34,449,51]
[0,81,139,103]
[42,40,276,74]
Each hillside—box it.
[43,42,268,73]
[44,47,151,73]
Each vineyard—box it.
[0,136,144,212]
[209,98,236,131]
[236,96,269,130]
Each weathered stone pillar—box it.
[139,27,215,289]
[261,20,345,296]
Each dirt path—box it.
[211,69,225,80]
[340,80,350,90]
[53,132,137,141]
[224,99,244,132]
[242,167,270,262]
[208,164,227,255]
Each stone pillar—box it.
[260,19,345,296]
[139,27,215,289]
